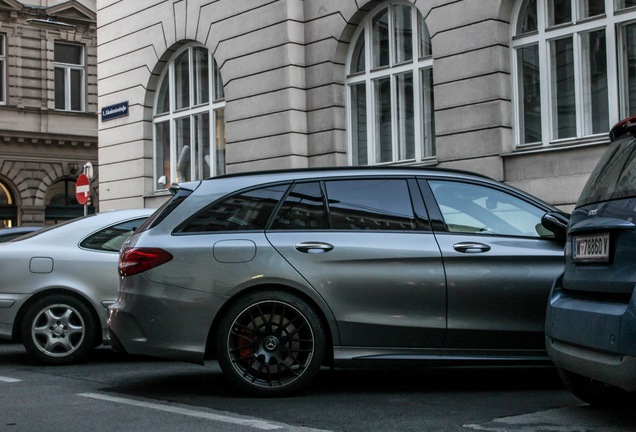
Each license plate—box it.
[573,233,610,262]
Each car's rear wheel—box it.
[216,290,326,397]
[558,368,636,408]
[21,294,97,365]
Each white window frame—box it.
[152,44,225,192]
[511,0,636,148]
[54,42,85,112]
[345,1,435,166]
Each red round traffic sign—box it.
[75,173,91,205]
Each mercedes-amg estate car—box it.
[108,167,568,396]
[546,116,636,407]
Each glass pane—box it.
[351,83,368,165]
[0,181,12,205]
[419,14,431,57]
[156,73,170,114]
[0,59,4,102]
[618,0,636,10]
[583,30,608,134]
[80,218,146,252]
[577,134,636,206]
[372,8,390,68]
[155,121,170,189]
[625,24,636,116]
[552,37,576,139]
[350,32,366,74]
[54,68,65,110]
[271,182,328,230]
[176,117,191,182]
[393,4,412,64]
[179,185,289,232]
[175,51,190,110]
[215,108,226,176]
[519,45,542,143]
[213,59,224,101]
[421,68,436,157]
[548,0,572,26]
[396,72,415,160]
[518,0,538,34]
[374,77,392,163]
[54,43,82,65]
[0,34,4,56]
[193,47,209,106]
[70,69,82,111]
[325,179,416,231]
[429,181,548,237]
[193,112,210,180]
[580,0,604,18]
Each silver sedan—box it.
[0,209,152,364]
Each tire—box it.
[558,368,636,409]
[21,294,97,365]
[216,290,326,397]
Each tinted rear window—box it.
[178,184,289,233]
[577,134,636,207]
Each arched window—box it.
[0,180,16,227]
[153,45,226,191]
[346,2,434,166]
[512,0,636,147]
[45,179,93,225]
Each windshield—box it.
[577,134,636,207]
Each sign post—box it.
[75,173,90,216]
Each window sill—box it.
[503,137,609,158]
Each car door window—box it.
[79,218,147,252]
[324,179,417,230]
[271,182,329,229]
[428,180,552,238]
[177,184,289,233]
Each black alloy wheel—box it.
[216,290,326,397]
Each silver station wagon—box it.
[108,167,568,396]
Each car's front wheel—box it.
[216,290,326,397]
[558,368,636,408]
[21,294,97,365]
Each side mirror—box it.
[541,212,569,241]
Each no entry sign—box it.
[75,173,90,205]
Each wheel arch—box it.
[12,288,103,346]
[205,283,337,366]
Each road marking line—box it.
[78,392,283,430]
[0,376,21,383]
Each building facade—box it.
[0,0,97,227]
[96,0,636,212]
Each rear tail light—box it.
[119,247,173,277]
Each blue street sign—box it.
[101,101,129,121]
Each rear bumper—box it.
[546,274,636,391]
[107,277,227,364]
[546,337,636,391]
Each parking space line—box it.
[0,376,21,383]
[78,392,283,430]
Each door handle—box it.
[295,242,334,254]
[453,242,491,253]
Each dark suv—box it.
[109,167,567,396]
[546,116,636,407]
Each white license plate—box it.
[573,233,610,262]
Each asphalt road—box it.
[1,342,634,431]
